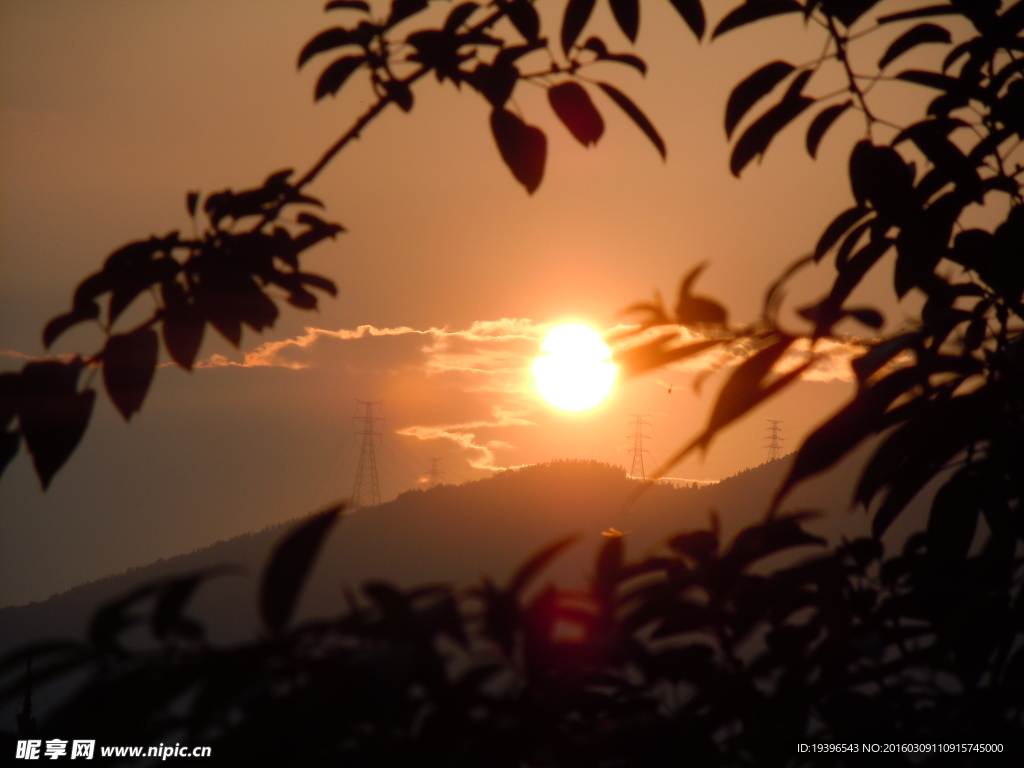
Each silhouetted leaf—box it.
[102,327,159,421]
[806,100,852,158]
[443,2,479,32]
[650,604,712,639]
[610,0,639,42]
[18,360,95,490]
[582,38,647,74]
[43,303,101,349]
[730,71,813,176]
[490,108,547,194]
[161,284,205,371]
[847,307,884,329]
[387,0,429,26]
[861,398,980,537]
[88,583,165,655]
[151,571,231,642]
[102,238,181,325]
[505,0,539,41]
[877,5,958,25]
[326,0,371,10]
[724,514,823,572]
[894,192,962,297]
[261,505,343,633]
[725,60,795,139]
[926,470,979,570]
[712,0,802,39]
[509,535,580,597]
[615,337,720,377]
[848,140,914,218]
[0,429,18,479]
[821,0,884,27]
[669,529,718,562]
[834,221,871,268]
[384,79,414,111]
[895,69,971,98]
[597,82,666,158]
[0,373,20,478]
[561,0,596,54]
[299,28,360,69]
[692,334,802,452]
[772,368,921,509]
[548,82,604,147]
[878,23,951,69]
[814,205,869,261]
[675,262,728,325]
[851,333,920,383]
[186,191,199,217]
[667,0,705,40]
[314,55,366,100]
[469,61,520,107]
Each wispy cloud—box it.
[397,407,536,471]
[123,319,882,478]
[194,324,429,369]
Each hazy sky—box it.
[1,0,939,606]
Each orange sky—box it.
[0,0,949,605]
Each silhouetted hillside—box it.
[1,453,918,658]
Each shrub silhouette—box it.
[2,0,1024,762]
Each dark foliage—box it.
[613,3,1024,665]
[3,171,341,488]
[4,0,1024,762]
[2,509,1020,764]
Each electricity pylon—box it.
[351,400,383,508]
[427,458,444,488]
[628,414,651,481]
[765,419,784,462]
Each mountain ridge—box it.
[1,454,902,658]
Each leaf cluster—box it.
[297,0,689,193]
[3,505,1021,763]
[617,1,1024,602]
[1,171,341,488]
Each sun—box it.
[532,324,617,411]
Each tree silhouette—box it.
[3,0,1024,763]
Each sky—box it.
[0,0,944,606]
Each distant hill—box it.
[1,452,921,659]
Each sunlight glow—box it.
[532,324,616,411]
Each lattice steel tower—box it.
[765,419,784,462]
[351,400,383,508]
[628,414,651,481]
[427,458,443,488]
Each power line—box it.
[351,400,383,508]
[628,414,651,481]
[765,419,784,462]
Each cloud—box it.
[396,407,536,471]
[179,320,873,478]
[192,319,548,371]
[0,350,39,361]
[194,324,429,369]
[195,319,867,384]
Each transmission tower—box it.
[765,419,784,462]
[427,458,444,488]
[628,414,651,481]
[351,400,383,508]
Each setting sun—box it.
[532,324,617,411]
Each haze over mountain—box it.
[0,452,926,662]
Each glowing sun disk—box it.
[532,324,616,411]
